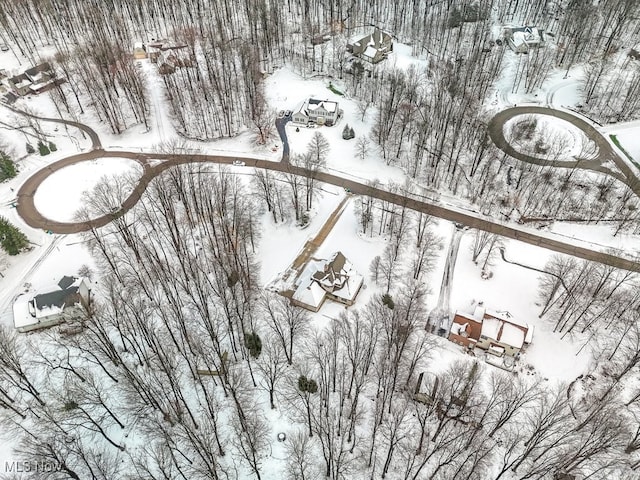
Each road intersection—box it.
[11,106,640,272]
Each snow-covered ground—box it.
[33,158,143,222]
[547,221,640,252]
[504,114,592,159]
[606,126,640,167]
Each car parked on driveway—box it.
[284,110,292,117]
[277,110,284,118]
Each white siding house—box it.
[292,98,340,126]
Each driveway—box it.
[275,116,291,163]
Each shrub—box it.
[382,293,395,309]
[298,375,318,394]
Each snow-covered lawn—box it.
[547,221,640,252]
[607,126,640,167]
[33,158,143,222]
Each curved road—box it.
[488,106,640,196]
[6,105,102,150]
[12,107,640,272]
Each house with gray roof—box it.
[347,28,393,64]
[13,276,90,332]
[7,73,31,96]
[291,251,363,312]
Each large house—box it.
[13,276,91,333]
[504,26,545,54]
[4,63,55,96]
[292,98,340,126]
[291,251,364,312]
[448,304,533,358]
[25,63,55,94]
[347,28,393,64]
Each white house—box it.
[13,276,91,333]
[292,98,340,126]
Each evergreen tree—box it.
[38,141,50,156]
[349,126,355,139]
[342,123,352,140]
[298,375,318,394]
[26,143,35,154]
[0,217,29,255]
[49,142,57,152]
[0,152,17,182]
[244,331,262,358]
[382,293,395,309]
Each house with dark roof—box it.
[291,251,364,312]
[1,91,17,105]
[292,98,340,126]
[24,63,52,83]
[347,28,393,64]
[13,276,90,332]
[7,73,31,96]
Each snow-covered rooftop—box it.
[308,98,337,113]
[500,323,526,349]
[292,278,326,310]
[331,270,363,302]
[292,252,363,311]
[363,45,378,59]
[481,317,502,340]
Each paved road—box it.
[6,106,102,150]
[487,106,640,196]
[11,108,640,272]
